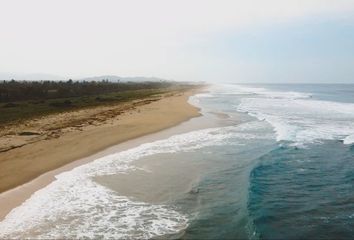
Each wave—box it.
[235,85,354,146]
[208,84,311,99]
[344,134,354,145]
[0,121,271,239]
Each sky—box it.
[1,0,354,83]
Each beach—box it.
[2,84,354,239]
[0,87,202,221]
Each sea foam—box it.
[234,85,354,146]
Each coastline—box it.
[0,87,203,221]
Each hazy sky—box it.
[1,0,354,83]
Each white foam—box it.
[0,121,272,239]
[237,94,354,146]
[210,84,311,100]
[194,93,214,98]
[343,135,354,145]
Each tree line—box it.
[0,80,173,102]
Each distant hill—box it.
[77,75,169,82]
[0,73,171,82]
[0,72,64,81]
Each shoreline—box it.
[0,88,204,221]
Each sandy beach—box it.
[0,87,202,220]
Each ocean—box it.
[1,84,354,239]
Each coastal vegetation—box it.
[0,80,187,125]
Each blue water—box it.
[178,84,354,239]
[249,141,354,239]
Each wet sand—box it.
[95,152,206,205]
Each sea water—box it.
[0,84,354,239]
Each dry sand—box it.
[0,88,201,220]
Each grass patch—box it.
[0,88,167,126]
